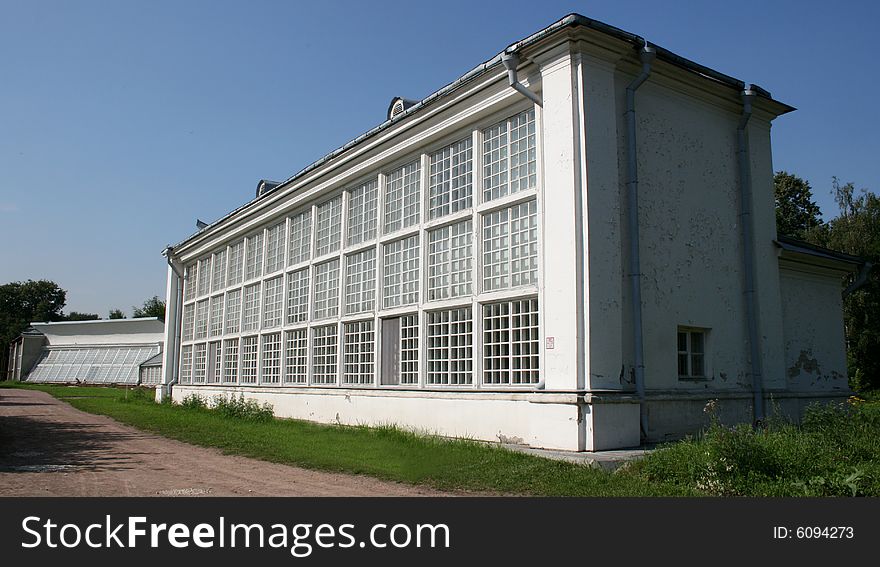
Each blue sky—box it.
[1,0,877,315]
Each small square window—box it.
[677,327,708,379]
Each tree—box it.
[108,309,126,319]
[0,280,66,345]
[0,280,67,379]
[64,311,99,321]
[805,178,880,392]
[774,171,824,238]
[133,296,165,320]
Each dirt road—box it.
[0,388,447,496]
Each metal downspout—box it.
[501,51,543,107]
[844,261,873,297]
[164,248,184,395]
[624,46,656,440]
[501,48,545,392]
[736,88,765,424]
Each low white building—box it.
[158,14,865,450]
[10,318,165,385]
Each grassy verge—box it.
[631,397,880,496]
[0,383,691,496]
[4,383,877,496]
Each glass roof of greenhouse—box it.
[26,346,160,385]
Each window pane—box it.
[428,220,472,301]
[345,249,377,315]
[242,284,261,331]
[193,343,207,384]
[262,276,284,329]
[313,260,340,320]
[482,109,536,202]
[482,201,537,291]
[401,314,419,385]
[284,329,308,385]
[224,289,241,334]
[315,195,343,257]
[181,303,195,341]
[483,298,539,385]
[678,353,689,376]
[427,307,473,385]
[347,179,379,246]
[312,324,338,385]
[240,336,258,384]
[383,235,419,308]
[179,345,193,384]
[209,295,224,337]
[245,232,263,281]
[287,210,312,266]
[343,321,375,385]
[212,249,227,292]
[223,339,239,383]
[261,332,282,384]
[197,257,211,297]
[264,221,286,274]
[690,332,704,354]
[384,161,420,233]
[227,240,244,286]
[286,269,309,324]
[194,299,209,339]
[429,137,472,219]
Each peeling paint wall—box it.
[779,265,849,391]
[611,67,761,393]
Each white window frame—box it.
[429,137,473,219]
[264,221,287,275]
[481,108,537,202]
[382,235,419,309]
[287,209,312,266]
[344,248,376,315]
[313,259,340,320]
[678,327,708,379]
[315,194,343,258]
[262,276,284,329]
[425,306,473,386]
[427,219,473,301]
[343,320,375,386]
[347,178,379,246]
[482,297,539,386]
[261,332,282,385]
[311,324,338,385]
[383,160,421,234]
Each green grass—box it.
[0,382,691,496]
[631,397,880,496]
[4,382,878,496]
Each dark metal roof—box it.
[775,234,865,267]
[139,352,164,367]
[170,13,796,253]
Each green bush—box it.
[115,387,151,404]
[179,393,208,410]
[212,394,274,422]
[630,399,880,496]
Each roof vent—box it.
[256,179,281,198]
[387,97,418,121]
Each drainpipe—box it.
[624,45,656,440]
[736,88,766,425]
[502,48,543,391]
[163,247,184,399]
[501,51,543,107]
[844,261,873,297]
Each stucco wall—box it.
[170,385,641,451]
[779,264,849,392]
